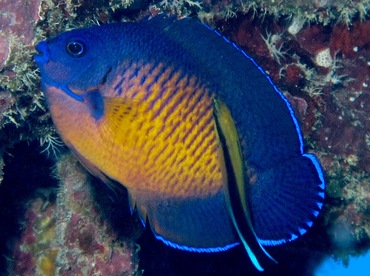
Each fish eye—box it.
[66,40,87,58]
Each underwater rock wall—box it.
[1,0,370,274]
[11,153,140,275]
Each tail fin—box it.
[249,154,325,246]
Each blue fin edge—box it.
[154,233,239,253]
[303,153,326,191]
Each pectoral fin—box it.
[103,97,144,131]
[213,97,277,271]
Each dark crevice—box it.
[0,142,56,275]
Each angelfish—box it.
[34,16,325,270]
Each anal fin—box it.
[129,189,238,252]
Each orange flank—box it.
[46,61,223,198]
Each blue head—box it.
[34,24,143,100]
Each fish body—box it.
[35,17,325,270]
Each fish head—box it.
[34,26,117,100]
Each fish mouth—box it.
[34,41,50,64]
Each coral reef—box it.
[150,0,370,25]
[1,0,370,274]
[11,153,141,275]
[0,0,42,126]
